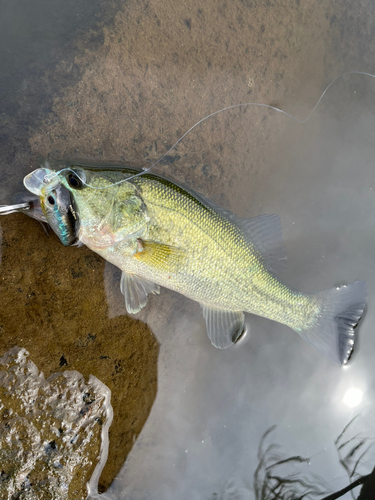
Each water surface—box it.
[1,0,375,498]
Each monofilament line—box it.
[56,71,375,190]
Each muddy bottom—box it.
[0,215,158,491]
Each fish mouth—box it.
[23,168,80,246]
[47,183,80,247]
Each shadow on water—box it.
[0,0,161,492]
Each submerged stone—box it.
[0,346,112,500]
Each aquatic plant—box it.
[331,415,375,500]
[253,426,328,500]
[252,420,375,500]
[210,419,375,500]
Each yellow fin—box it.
[134,239,185,271]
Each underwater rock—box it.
[0,346,113,500]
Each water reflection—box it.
[253,426,328,500]
[206,418,375,500]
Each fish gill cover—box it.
[0,346,113,500]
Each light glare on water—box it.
[343,388,363,408]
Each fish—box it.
[3,159,367,365]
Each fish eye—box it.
[68,172,84,189]
[47,195,55,206]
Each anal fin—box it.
[120,271,160,314]
[201,305,245,348]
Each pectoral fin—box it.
[201,305,245,348]
[134,239,185,272]
[120,271,160,314]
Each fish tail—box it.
[297,280,367,365]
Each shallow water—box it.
[1,0,375,498]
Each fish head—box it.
[24,163,78,246]
[24,161,149,249]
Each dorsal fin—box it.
[237,214,287,274]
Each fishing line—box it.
[54,71,375,190]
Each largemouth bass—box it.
[7,160,366,365]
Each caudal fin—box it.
[298,280,367,365]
